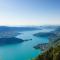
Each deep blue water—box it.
[0,30,49,60]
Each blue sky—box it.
[0,0,60,26]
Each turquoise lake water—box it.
[0,30,49,60]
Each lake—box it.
[0,30,49,60]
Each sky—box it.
[0,0,60,26]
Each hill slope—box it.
[33,28,60,60]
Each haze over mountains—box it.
[0,25,59,31]
[0,26,41,31]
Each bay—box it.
[0,30,49,60]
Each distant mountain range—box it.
[0,26,41,32]
[0,25,60,32]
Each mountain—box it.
[33,27,60,60]
[0,37,24,46]
[0,26,40,32]
[34,32,53,37]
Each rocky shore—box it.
[33,27,60,60]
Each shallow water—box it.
[0,30,49,60]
